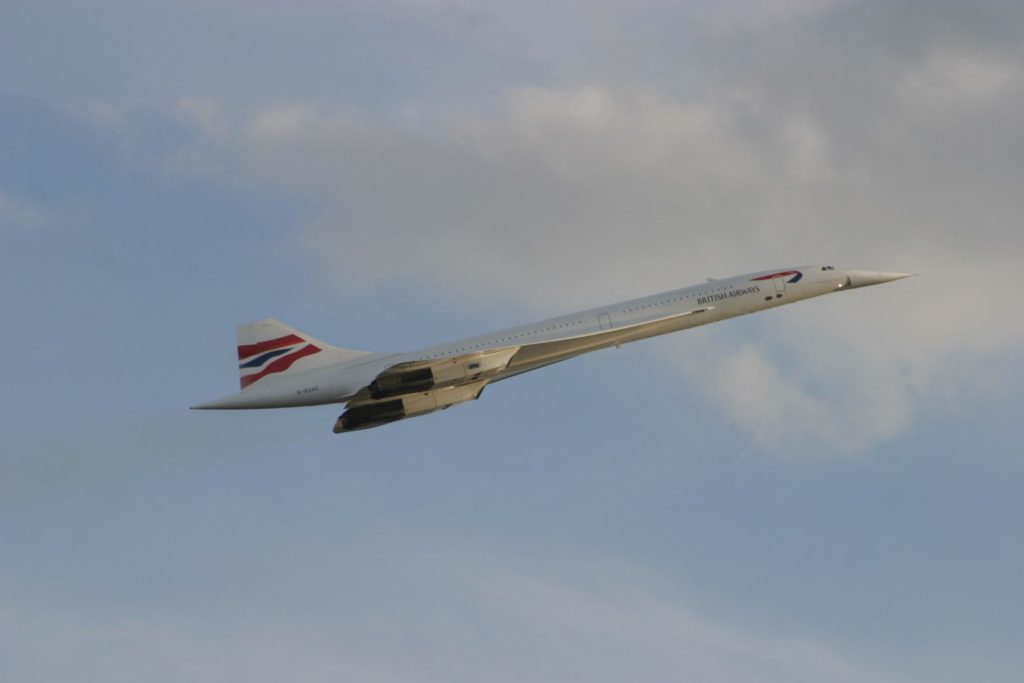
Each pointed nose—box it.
[841,270,915,289]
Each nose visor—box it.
[841,270,914,289]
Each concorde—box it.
[193,266,913,432]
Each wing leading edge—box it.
[334,306,712,432]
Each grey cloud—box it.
[0,189,45,234]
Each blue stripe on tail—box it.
[239,347,292,369]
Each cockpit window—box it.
[821,265,835,271]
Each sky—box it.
[1,1,1023,680]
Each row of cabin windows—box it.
[622,290,737,317]
[427,318,587,357]
[424,286,738,358]
[622,292,698,313]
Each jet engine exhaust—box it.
[335,400,406,431]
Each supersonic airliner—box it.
[193,266,913,432]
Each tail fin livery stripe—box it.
[239,347,292,369]
[238,334,304,360]
[240,344,322,389]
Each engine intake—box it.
[369,367,434,399]
[367,348,519,400]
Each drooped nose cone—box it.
[842,270,915,289]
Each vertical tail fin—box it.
[236,319,372,390]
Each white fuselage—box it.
[211,265,876,411]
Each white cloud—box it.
[159,4,1024,458]
[227,87,781,307]
[667,328,917,457]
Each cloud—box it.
[695,0,849,34]
[460,564,892,683]
[161,3,1024,457]
[667,332,917,456]
[175,97,230,144]
[222,87,786,307]
[0,189,45,234]
[898,47,1023,110]
[0,553,900,683]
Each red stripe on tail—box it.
[237,334,304,360]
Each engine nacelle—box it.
[368,348,518,399]
[335,380,488,433]
[369,367,433,399]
